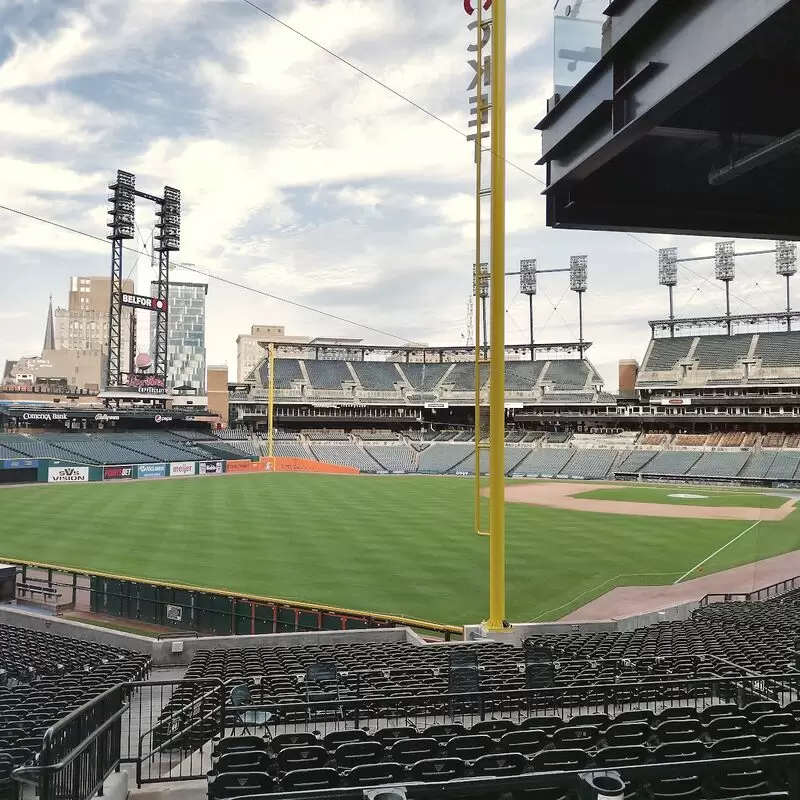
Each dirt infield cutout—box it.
[503,481,796,521]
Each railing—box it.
[13,685,127,800]
[120,679,227,786]
[6,557,463,640]
[12,671,800,795]
[225,672,800,738]
[701,574,800,606]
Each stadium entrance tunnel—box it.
[538,0,800,238]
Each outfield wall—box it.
[7,455,360,486]
[5,559,461,642]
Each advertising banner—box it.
[199,461,224,475]
[259,457,358,475]
[137,463,167,479]
[2,459,38,470]
[170,462,196,477]
[225,460,254,474]
[103,465,135,481]
[48,466,89,483]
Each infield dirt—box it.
[503,481,796,521]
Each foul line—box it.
[525,572,681,623]
[673,521,762,585]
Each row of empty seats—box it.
[0,431,231,466]
[0,622,150,765]
[245,358,602,394]
[643,332,800,372]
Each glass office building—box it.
[150,280,208,393]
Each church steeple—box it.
[42,294,55,352]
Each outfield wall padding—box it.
[260,457,359,475]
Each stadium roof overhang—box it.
[265,341,592,359]
[0,403,215,424]
[649,312,800,336]
[537,0,800,238]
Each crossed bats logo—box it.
[464,0,492,14]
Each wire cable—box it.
[240,0,545,187]
[0,203,418,344]
[237,0,744,276]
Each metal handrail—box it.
[133,679,225,768]
[12,701,128,789]
[228,670,800,725]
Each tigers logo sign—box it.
[464,0,491,14]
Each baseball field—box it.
[2,473,798,625]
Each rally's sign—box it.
[48,467,89,483]
[121,293,167,312]
[170,462,195,477]
[124,374,166,394]
[103,465,134,480]
[95,413,120,422]
[199,461,224,475]
[137,463,167,479]
[22,412,68,422]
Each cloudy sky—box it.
[0,0,793,388]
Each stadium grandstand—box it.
[5,2,800,800]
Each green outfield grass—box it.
[574,486,790,509]
[2,474,799,625]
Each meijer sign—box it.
[170,462,195,477]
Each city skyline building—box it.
[53,276,133,361]
[150,280,208,393]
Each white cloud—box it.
[0,0,771,391]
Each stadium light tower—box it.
[473,262,490,358]
[715,240,736,334]
[569,255,588,356]
[775,240,797,331]
[520,259,537,360]
[106,170,136,388]
[658,247,679,338]
[153,186,181,380]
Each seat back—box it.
[408,757,466,782]
[472,752,526,776]
[277,744,328,772]
[208,771,274,800]
[214,750,270,774]
[347,762,406,787]
[281,767,339,791]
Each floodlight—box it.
[658,247,678,286]
[155,186,181,251]
[569,255,587,292]
[107,169,136,240]
[714,240,735,281]
[776,240,798,277]
[520,259,537,295]
[473,262,489,298]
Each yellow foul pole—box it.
[473,0,485,537]
[267,342,275,459]
[486,0,507,631]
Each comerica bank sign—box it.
[22,412,68,422]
